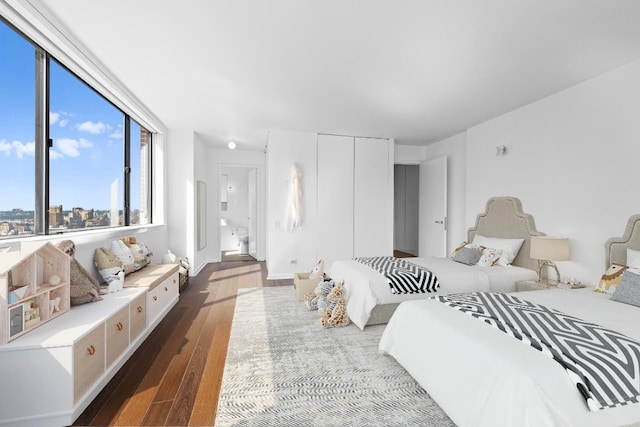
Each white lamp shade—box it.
[530,236,570,261]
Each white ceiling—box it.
[28,0,640,150]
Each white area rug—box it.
[215,286,454,426]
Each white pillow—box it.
[627,248,640,269]
[471,234,524,266]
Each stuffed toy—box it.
[305,277,335,311]
[121,236,151,271]
[309,259,325,279]
[57,240,103,306]
[94,247,125,293]
[110,239,135,274]
[320,281,350,328]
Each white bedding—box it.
[329,257,536,330]
[379,288,640,427]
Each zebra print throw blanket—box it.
[353,256,440,294]
[432,292,640,411]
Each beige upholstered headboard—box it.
[605,214,640,268]
[467,196,545,271]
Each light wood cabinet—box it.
[106,305,130,368]
[0,263,179,427]
[129,293,146,342]
[74,325,105,402]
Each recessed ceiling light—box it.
[228,141,237,150]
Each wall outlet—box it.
[289,259,297,264]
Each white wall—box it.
[166,130,197,272]
[266,130,318,278]
[465,59,640,285]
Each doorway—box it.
[394,164,419,257]
[219,165,258,261]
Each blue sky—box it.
[1,20,141,212]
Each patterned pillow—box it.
[477,246,501,267]
[610,270,640,307]
[110,239,135,274]
[593,263,628,294]
[452,246,484,265]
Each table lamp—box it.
[530,236,569,284]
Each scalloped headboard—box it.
[467,196,545,271]
[605,214,640,268]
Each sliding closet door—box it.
[354,137,393,257]
[317,134,354,267]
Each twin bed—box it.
[329,196,540,330]
[378,213,640,426]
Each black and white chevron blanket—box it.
[432,292,640,411]
[353,256,440,294]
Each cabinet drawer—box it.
[106,305,129,368]
[74,325,105,402]
[130,293,146,342]
[148,273,178,323]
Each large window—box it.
[0,18,152,239]
[0,20,36,237]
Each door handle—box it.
[434,220,443,224]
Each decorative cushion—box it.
[452,246,484,265]
[610,270,640,307]
[471,234,524,266]
[477,247,501,267]
[109,240,135,274]
[593,263,628,294]
[627,248,640,269]
[450,241,469,258]
[93,247,125,287]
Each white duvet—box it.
[329,257,537,330]
[379,288,640,427]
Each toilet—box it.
[236,228,249,254]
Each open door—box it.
[419,156,447,257]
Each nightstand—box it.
[516,280,586,292]
[517,280,553,292]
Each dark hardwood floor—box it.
[73,260,292,426]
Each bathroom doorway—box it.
[219,165,258,261]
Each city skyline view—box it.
[0,20,141,213]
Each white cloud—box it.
[0,140,11,156]
[55,138,93,158]
[49,150,63,160]
[109,130,123,139]
[12,141,35,159]
[76,121,106,134]
[50,111,70,127]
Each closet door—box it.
[317,134,354,267]
[354,137,393,257]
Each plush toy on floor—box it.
[57,240,103,306]
[309,259,325,280]
[320,281,350,328]
[305,277,335,311]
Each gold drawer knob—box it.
[164,286,168,292]
[116,322,123,331]
[153,296,158,301]
[87,345,96,356]
[137,305,143,313]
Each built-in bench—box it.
[0,263,179,427]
